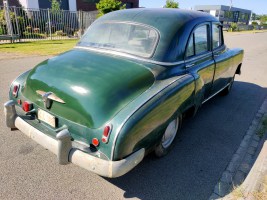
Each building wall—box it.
[0,0,139,11]
[76,0,139,11]
[20,0,39,9]
[69,0,77,11]
[194,5,251,25]
[0,0,21,7]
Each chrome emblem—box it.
[36,90,65,109]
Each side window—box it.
[186,24,209,58]
[194,25,208,54]
[212,24,223,49]
[186,36,194,57]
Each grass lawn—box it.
[0,39,78,56]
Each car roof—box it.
[95,9,219,62]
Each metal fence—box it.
[223,23,267,31]
[0,5,97,43]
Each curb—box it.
[242,140,267,199]
[209,96,267,200]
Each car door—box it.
[210,23,233,95]
[185,23,215,101]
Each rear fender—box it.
[112,74,195,160]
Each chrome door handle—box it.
[214,54,220,57]
[186,64,195,68]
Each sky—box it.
[139,0,267,14]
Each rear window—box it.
[78,22,159,58]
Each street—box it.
[0,32,267,200]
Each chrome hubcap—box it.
[162,118,179,149]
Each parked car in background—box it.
[4,8,244,178]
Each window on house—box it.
[126,2,134,8]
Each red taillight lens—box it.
[102,125,112,144]
[103,126,110,137]
[12,84,20,97]
[22,101,33,112]
[92,138,99,147]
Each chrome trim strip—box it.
[74,46,184,66]
[202,83,230,104]
[185,52,213,63]
[36,90,65,104]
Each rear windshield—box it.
[77,22,159,58]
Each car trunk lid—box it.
[22,49,155,129]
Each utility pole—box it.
[3,0,14,37]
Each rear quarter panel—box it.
[112,74,195,160]
[230,48,244,74]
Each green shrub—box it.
[230,23,238,31]
[0,26,5,35]
[22,31,46,39]
[55,30,66,36]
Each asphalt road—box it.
[0,32,267,200]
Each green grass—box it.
[257,116,267,138]
[0,39,78,56]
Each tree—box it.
[50,0,61,13]
[260,15,267,25]
[230,23,238,32]
[96,0,126,17]
[164,0,179,8]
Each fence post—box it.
[13,7,20,39]
[47,8,52,40]
[3,0,14,41]
[77,10,81,38]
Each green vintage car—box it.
[4,9,244,178]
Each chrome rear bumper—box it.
[4,100,145,178]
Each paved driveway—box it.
[0,32,267,200]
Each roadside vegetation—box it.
[257,116,267,138]
[164,0,179,8]
[96,0,126,17]
[253,175,267,199]
[232,175,267,199]
[0,39,78,56]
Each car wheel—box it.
[220,75,235,96]
[155,116,182,157]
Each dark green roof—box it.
[96,9,219,62]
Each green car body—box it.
[4,9,244,177]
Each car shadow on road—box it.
[104,81,267,200]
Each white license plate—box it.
[38,109,56,128]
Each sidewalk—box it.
[209,96,267,200]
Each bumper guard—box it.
[4,100,145,178]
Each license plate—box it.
[38,109,56,128]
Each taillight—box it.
[12,84,20,97]
[22,101,33,112]
[102,124,112,143]
[92,138,99,147]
